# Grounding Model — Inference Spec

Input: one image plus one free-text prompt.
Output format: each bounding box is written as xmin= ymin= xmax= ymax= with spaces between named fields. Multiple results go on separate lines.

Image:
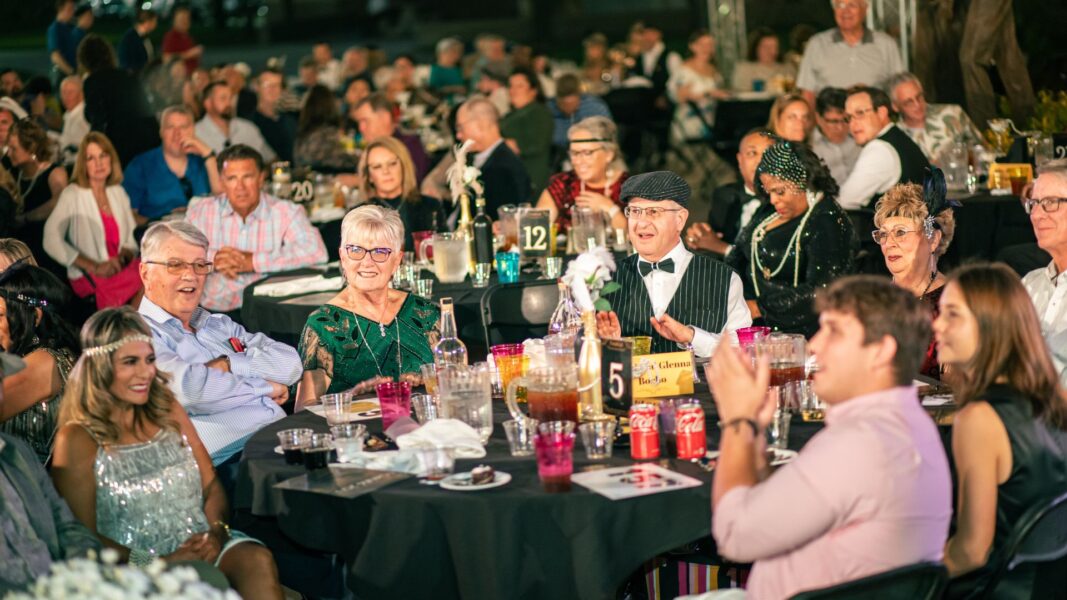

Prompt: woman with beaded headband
xmin=725 ymin=140 xmax=857 ymax=337
xmin=0 ymin=262 xmax=79 ymax=463
xmin=873 ymin=168 xmax=958 ymax=378
xmin=50 ymin=307 xmax=284 ymax=598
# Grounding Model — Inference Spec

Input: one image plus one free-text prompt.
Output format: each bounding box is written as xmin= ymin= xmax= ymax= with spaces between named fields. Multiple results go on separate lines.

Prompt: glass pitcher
xmin=424 ymin=232 xmax=471 ymax=283
xmin=437 ymin=364 xmax=493 ymax=444
xmin=571 ymin=207 xmax=606 ymax=252
xmin=497 ymin=205 xmax=527 ymax=252
xmin=506 ymin=365 xmax=579 ymax=424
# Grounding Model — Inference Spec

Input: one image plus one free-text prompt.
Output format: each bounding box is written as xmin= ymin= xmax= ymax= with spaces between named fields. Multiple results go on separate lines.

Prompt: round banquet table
xmin=235 ymin=387 xmax=830 ymax=600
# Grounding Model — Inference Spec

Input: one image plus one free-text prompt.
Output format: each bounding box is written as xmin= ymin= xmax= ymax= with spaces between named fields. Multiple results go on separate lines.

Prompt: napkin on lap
xmin=395 ymin=419 xmax=486 ymax=458
xmin=253 ymin=275 xmax=343 ymax=297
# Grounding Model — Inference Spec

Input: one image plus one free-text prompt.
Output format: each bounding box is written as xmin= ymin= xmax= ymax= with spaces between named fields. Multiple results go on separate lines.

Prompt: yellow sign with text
xmin=632 ymin=351 xmax=694 ymax=398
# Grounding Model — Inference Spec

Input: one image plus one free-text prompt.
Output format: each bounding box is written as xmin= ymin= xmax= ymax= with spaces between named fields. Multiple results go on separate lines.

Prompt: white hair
xmin=341 ymin=204 xmax=405 ymax=252
xmin=140 ymin=221 xmax=209 ymax=260
xmin=436 ymin=37 xmax=463 ymax=57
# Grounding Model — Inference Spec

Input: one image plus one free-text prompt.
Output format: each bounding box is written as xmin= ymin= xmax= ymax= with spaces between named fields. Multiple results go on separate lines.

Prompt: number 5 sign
xmin=518 ymin=209 xmax=551 ymax=260
xmin=601 ymin=338 xmax=633 ymax=416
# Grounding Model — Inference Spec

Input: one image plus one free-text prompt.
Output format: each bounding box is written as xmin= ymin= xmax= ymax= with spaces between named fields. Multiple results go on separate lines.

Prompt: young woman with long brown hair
xmin=934 ymin=262 xmax=1067 ymax=595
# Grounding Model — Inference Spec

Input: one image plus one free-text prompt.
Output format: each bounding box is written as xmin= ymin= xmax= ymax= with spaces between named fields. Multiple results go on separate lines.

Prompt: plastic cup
xmin=579 ymin=419 xmax=616 ymax=460
xmin=416 ymin=447 xmax=456 ymax=480
xmin=473 ymin=262 xmax=492 ymax=288
xmin=496 ymin=252 xmax=520 ymax=284
xmin=415 ymin=278 xmax=434 ymax=299
xmin=277 ymin=428 xmax=313 ymax=465
xmin=320 ymin=392 xmax=352 ymax=425
xmin=534 ymin=421 xmax=576 ymax=492
xmin=376 ymin=381 xmax=412 ymax=431
xmin=420 ymin=363 xmax=439 ymax=396
xmin=503 ymin=417 xmax=538 ymax=457
xmin=543 ymin=256 xmax=563 ymax=279
xmin=303 ymin=433 xmax=334 ymax=470
xmin=411 ymin=393 xmax=439 ymax=424
xmin=330 ymin=423 xmax=366 ymax=463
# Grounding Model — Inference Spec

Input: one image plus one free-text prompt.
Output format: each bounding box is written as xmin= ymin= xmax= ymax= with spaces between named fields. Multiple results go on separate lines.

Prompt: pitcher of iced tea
xmin=506 ymin=365 xmax=579 ymax=424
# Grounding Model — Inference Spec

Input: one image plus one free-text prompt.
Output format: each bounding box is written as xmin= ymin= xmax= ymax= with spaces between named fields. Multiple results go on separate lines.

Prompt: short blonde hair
xmin=341 ymin=204 xmax=405 ymax=252
xmin=0 ymin=238 xmax=35 ymax=270
xmin=874 ymin=183 xmax=956 ymax=258
xmin=358 ymin=137 xmax=419 ymax=203
xmin=72 ymin=132 xmax=123 ymax=188
xmin=568 ymin=116 xmax=627 ymax=173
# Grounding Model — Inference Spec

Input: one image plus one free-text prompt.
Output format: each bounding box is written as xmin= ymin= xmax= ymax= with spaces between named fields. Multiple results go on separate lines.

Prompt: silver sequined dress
xmin=93 ymin=428 xmax=210 ymax=558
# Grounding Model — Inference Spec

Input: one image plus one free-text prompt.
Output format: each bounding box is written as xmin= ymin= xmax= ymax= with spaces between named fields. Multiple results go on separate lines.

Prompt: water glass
xmin=403 ymin=251 xmax=415 ymax=265
xmin=757 ymin=333 xmax=806 ymax=386
xmin=543 ymin=256 xmax=563 ymax=279
xmin=320 ymin=392 xmax=352 ymax=425
xmin=415 ymin=447 xmax=456 ymax=480
xmin=437 ymin=365 xmax=493 ymax=444
xmin=330 ymin=423 xmax=366 ymax=463
xmin=277 ymin=428 xmax=313 ymax=465
xmin=496 ymin=252 xmax=520 ymax=284
xmin=420 ymin=363 xmax=439 ymax=396
xmin=534 ymin=421 xmax=576 ymax=493
xmin=503 ymin=417 xmax=538 ymax=456
xmin=398 ymin=264 xmax=416 ymax=289
xmin=411 ymin=393 xmax=440 ymax=424
xmin=473 ymin=262 xmax=492 ymax=288
xmin=376 ymin=381 xmax=412 ymax=431
xmin=768 ymin=408 xmax=792 ymax=451
xmin=579 ymin=419 xmax=616 ymax=459
xmin=303 ymin=433 xmax=334 ymax=470
xmin=415 ymin=278 xmax=434 ymax=299
xmin=543 ymin=332 xmax=577 ymax=368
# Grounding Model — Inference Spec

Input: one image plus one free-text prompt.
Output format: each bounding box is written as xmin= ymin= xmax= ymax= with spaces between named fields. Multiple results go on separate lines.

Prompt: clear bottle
xmin=548 ymin=281 xmax=583 ymax=335
xmin=433 ymin=298 xmax=468 ymax=368
xmin=577 ymin=310 xmax=603 ymax=421
xmin=472 ymin=197 xmax=495 ymax=265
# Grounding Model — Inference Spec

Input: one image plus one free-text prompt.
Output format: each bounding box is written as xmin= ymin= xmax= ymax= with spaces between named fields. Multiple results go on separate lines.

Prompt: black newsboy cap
xmin=619 ymin=171 xmax=690 ymax=207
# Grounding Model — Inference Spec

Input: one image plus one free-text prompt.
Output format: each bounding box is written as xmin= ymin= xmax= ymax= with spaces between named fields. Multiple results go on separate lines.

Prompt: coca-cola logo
xmin=630 ymin=412 xmax=658 ymax=431
xmin=676 ymin=411 xmax=704 ymax=434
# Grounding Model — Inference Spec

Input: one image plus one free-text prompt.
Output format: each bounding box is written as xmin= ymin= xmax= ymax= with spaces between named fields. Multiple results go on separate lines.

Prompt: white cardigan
xmin=43 ymin=184 xmax=138 ymax=280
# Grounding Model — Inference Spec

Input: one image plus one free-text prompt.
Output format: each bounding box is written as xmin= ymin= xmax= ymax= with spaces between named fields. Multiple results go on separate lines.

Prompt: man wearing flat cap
xmin=597 ymin=171 xmax=751 ymax=357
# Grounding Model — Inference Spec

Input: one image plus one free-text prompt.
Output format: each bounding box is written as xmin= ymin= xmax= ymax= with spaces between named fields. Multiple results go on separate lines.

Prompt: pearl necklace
xmin=750 ymin=205 xmax=816 ymax=297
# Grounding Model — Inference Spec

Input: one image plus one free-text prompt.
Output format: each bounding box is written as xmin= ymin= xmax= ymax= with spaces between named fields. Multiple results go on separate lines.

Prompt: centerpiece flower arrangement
xmin=5 ymin=550 xmax=239 ymax=600
xmin=562 ymin=245 xmax=618 ymax=312
xmin=444 ymin=139 xmax=484 ymax=202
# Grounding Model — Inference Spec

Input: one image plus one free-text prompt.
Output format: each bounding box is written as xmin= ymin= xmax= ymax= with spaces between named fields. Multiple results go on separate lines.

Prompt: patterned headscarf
xmin=754 ymin=141 xmax=807 ymax=198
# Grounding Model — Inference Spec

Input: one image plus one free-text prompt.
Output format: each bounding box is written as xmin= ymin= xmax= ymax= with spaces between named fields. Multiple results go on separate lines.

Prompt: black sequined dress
xmin=726 ymin=197 xmax=857 ymax=338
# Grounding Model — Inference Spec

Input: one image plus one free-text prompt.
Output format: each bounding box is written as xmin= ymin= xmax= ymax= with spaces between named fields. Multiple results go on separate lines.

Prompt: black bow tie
xmin=638 ymin=258 xmax=675 ymax=277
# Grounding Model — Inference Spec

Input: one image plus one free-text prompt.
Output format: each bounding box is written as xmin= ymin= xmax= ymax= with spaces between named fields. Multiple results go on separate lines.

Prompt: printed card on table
xmin=572 ymin=463 xmax=703 ymax=500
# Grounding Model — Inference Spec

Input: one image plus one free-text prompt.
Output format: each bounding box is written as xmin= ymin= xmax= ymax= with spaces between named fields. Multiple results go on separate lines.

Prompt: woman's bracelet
xmin=718 ymin=417 xmax=760 ymax=438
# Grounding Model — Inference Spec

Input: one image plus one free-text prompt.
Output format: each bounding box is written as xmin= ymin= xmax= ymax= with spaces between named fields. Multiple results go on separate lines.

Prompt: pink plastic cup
xmin=376 ymin=381 xmax=412 ymax=431
xmin=534 ymin=421 xmax=576 ymax=493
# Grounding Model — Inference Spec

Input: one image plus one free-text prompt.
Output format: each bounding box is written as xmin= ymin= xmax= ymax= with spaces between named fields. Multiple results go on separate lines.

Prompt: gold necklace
xmin=750 ymin=206 xmax=815 ymax=296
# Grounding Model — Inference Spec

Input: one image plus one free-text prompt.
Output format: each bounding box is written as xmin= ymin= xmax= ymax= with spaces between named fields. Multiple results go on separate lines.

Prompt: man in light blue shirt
xmin=136 ymin=220 xmax=299 ymax=491
xmin=548 ymin=73 xmax=613 ymax=150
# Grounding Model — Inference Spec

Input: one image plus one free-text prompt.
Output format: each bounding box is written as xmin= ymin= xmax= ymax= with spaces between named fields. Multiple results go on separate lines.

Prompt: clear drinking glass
xmin=757 ymin=333 xmax=807 ymax=386
xmin=303 ymin=433 xmax=334 ymax=470
xmin=437 ymin=365 xmax=493 ymax=444
xmin=420 ymin=363 xmax=439 ymax=396
xmin=579 ymin=419 xmax=616 ymax=459
xmin=415 ymin=278 xmax=434 ymax=299
xmin=543 ymin=256 xmax=563 ymax=279
xmin=411 ymin=393 xmax=440 ymax=424
xmin=473 ymin=262 xmax=492 ymax=288
xmin=320 ymin=392 xmax=352 ymax=425
xmin=277 ymin=428 xmax=313 ymax=465
xmin=543 ymin=332 xmax=577 ymax=368
xmin=415 ymin=447 xmax=456 ymax=480
xmin=330 ymin=423 xmax=366 ymax=463
xmin=504 ymin=417 xmax=538 ymax=456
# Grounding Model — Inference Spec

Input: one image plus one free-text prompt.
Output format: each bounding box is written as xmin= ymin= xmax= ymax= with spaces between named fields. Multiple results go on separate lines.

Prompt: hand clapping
xmin=706 ymin=339 xmax=775 ymax=428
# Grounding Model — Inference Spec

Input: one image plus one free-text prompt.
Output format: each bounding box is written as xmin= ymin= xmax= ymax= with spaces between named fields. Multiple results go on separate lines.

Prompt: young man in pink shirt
xmin=704 ymin=275 xmax=952 ymax=600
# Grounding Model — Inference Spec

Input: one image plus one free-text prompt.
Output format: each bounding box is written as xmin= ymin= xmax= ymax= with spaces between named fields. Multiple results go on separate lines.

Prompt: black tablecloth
xmin=940 ymin=191 xmax=1034 ymax=270
xmin=236 ymin=389 xmax=825 ymax=600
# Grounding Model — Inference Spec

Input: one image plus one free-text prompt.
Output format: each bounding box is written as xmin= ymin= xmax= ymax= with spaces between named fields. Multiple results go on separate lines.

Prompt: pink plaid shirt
xmin=185 ymin=193 xmax=327 ymax=312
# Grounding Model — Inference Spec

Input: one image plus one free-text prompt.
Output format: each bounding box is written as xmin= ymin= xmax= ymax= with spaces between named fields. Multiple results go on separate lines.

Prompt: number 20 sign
xmin=518 ymin=209 xmax=551 ymax=260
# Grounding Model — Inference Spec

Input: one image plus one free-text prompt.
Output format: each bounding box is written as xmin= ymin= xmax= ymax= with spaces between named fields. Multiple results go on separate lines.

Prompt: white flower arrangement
xmin=444 ymin=139 xmax=484 ymax=202
xmin=562 ymin=246 xmax=619 ymax=313
xmin=5 ymin=549 xmax=240 ymax=600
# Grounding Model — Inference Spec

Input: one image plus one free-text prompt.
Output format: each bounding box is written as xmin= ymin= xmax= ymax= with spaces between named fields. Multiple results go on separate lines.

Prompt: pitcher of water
xmin=498 ymin=205 xmax=527 ymax=251
xmin=571 ymin=207 xmax=606 ymax=251
xmin=944 ymin=142 xmax=969 ymax=190
xmin=437 ymin=364 xmax=493 ymax=444
xmin=424 ymin=232 xmax=470 ymax=283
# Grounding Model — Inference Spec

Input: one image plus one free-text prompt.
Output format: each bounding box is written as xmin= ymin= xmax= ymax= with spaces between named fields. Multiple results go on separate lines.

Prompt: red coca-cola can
xmin=629 ymin=403 xmax=660 ymax=459
xmin=675 ymin=402 xmax=707 ymax=460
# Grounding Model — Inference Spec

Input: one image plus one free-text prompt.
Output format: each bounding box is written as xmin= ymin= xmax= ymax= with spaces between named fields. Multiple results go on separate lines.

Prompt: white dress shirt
xmin=58 ymin=102 xmax=89 ymax=165
xmin=838 ymin=123 xmax=901 ymax=210
xmin=194 ymin=115 xmax=277 ymax=162
xmin=1023 ymin=261 xmax=1067 ymax=386
xmin=638 ymin=241 xmax=751 ymax=358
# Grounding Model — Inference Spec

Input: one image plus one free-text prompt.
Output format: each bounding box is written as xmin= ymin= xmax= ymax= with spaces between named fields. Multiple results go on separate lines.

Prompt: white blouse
xmin=43 ymin=184 xmax=138 ymax=279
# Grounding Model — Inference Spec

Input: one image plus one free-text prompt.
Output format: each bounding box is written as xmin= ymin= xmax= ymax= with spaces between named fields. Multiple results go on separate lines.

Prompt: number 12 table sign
xmin=571 ymin=463 xmax=703 ymax=500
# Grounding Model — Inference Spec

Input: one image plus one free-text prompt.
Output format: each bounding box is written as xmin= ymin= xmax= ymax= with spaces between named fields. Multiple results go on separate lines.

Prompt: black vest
xmin=609 ymin=252 xmax=733 ymax=354
xmin=879 ymin=125 xmax=930 ymax=186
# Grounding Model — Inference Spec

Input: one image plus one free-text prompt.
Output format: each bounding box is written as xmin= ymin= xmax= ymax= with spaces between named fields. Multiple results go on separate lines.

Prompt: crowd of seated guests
xmin=0 ymin=2 xmax=1063 ymax=598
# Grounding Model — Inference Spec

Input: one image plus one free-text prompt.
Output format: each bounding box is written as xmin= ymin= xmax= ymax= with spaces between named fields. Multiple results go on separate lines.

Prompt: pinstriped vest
xmin=609 ymin=252 xmax=732 ymax=354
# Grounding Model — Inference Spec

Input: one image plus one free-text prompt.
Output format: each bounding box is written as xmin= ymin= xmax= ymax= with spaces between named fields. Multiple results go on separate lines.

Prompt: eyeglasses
xmin=623 ymin=206 xmax=684 ymax=219
xmin=1024 ymin=197 xmax=1067 ymax=215
xmin=820 ymin=116 xmax=847 ymax=126
xmin=144 ymin=259 xmax=214 ymax=274
xmin=832 ymin=0 xmax=864 ymax=10
xmin=871 ymin=227 xmax=920 ymax=245
xmin=898 ymin=93 xmax=925 ymax=109
xmin=344 ymin=245 xmax=394 ymax=262
xmin=843 ymin=107 xmax=875 ymax=123
xmin=567 ymin=148 xmax=603 ymax=160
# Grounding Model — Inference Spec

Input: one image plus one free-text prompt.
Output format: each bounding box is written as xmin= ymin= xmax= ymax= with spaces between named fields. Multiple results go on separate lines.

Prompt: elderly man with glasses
xmin=136 ymin=219 xmax=301 ymax=495
xmin=184 ymin=144 xmax=327 ymax=316
xmin=1022 ymin=159 xmax=1067 ymax=386
xmin=796 ymin=0 xmax=904 ymax=105
xmin=888 ymin=72 xmax=984 ymax=169
xmin=596 ymin=171 xmax=750 ymax=358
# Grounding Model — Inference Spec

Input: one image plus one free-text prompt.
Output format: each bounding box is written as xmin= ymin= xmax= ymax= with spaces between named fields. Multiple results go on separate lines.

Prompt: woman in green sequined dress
xmin=297 ymin=205 xmax=439 ymax=403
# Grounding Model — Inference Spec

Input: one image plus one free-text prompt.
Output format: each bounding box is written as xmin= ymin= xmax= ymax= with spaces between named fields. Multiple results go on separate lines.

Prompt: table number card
xmin=632 ymin=351 xmax=695 ymax=398
xmin=602 ymin=338 xmax=634 ymax=416
xmin=572 ymin=463 xmax=703 ymax=500
xmin=518 ymin=209 xmax=551 ymax=260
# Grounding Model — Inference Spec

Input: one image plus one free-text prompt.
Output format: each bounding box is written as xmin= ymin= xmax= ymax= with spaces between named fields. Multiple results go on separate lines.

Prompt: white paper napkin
xmin=253 ymin=274 xmax=343 ymax=297
xmin=394 ymin=419 xmax=487 ymax=458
